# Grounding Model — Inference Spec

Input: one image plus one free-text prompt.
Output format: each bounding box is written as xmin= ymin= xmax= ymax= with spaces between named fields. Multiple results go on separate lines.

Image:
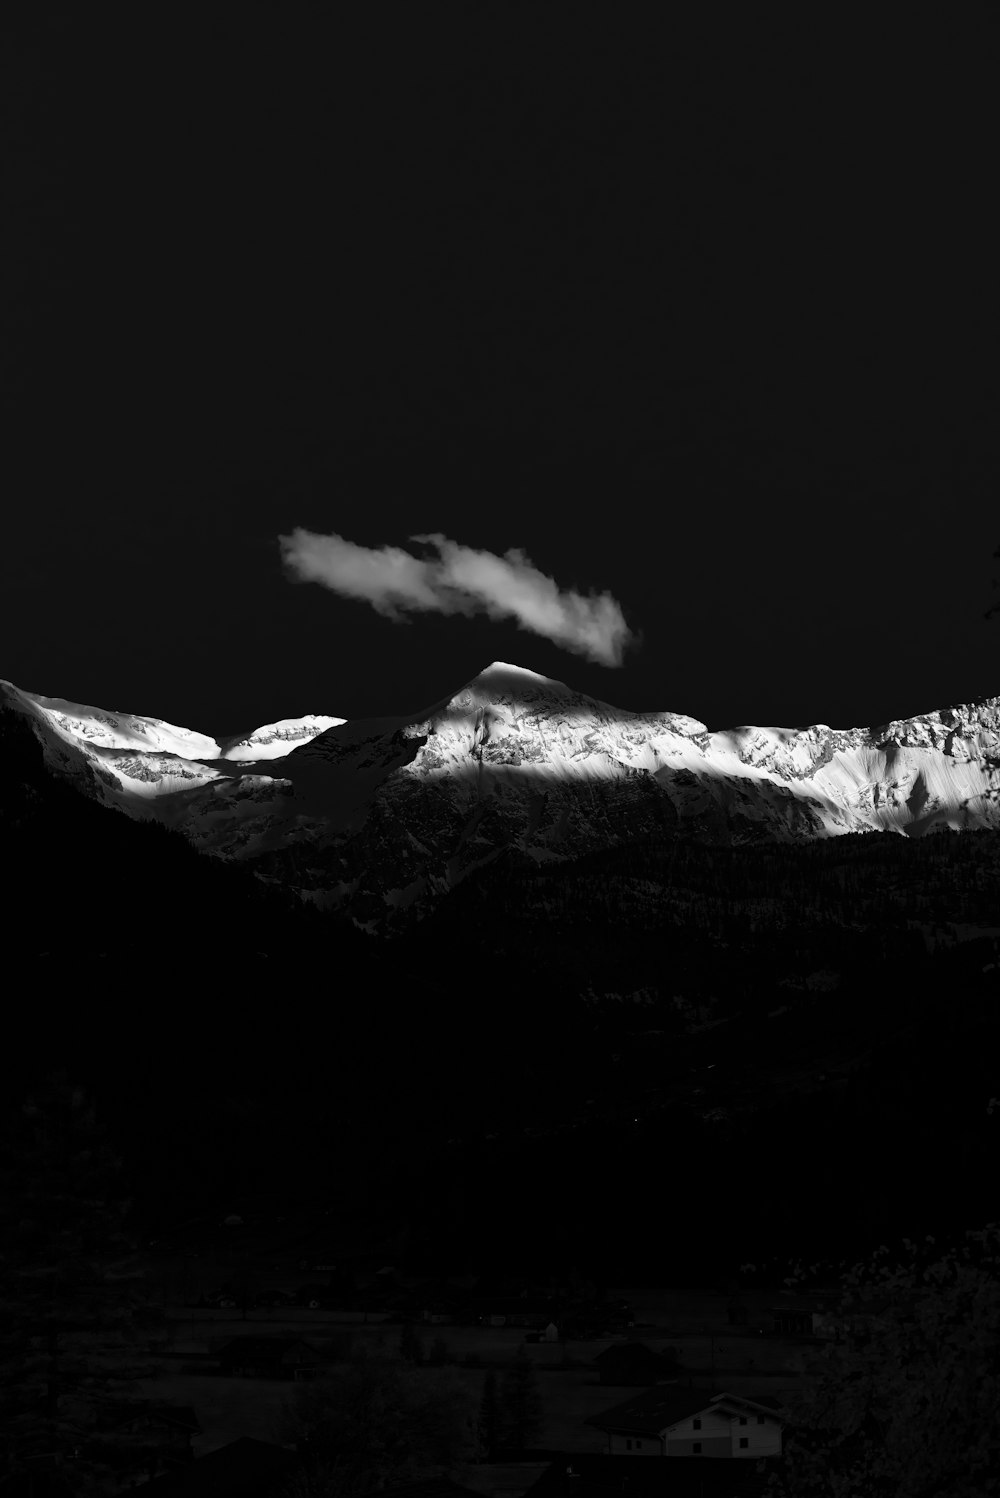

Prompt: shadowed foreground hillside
xmin=4 ymin=697 xmax=999 ymax=1280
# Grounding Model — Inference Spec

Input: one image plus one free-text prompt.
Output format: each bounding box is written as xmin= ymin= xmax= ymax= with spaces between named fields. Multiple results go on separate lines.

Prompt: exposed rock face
xmin=3 ymin=661 xmax=999 ymax=934
xmin=217 ymin=715 xmax=345 ymax=762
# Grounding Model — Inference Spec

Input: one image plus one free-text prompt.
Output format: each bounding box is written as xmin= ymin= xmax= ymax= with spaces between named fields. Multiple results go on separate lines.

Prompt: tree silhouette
xmin=499 ymin=1353 xmax=543 ymax=1452
xmin=398 ymin=1321 xmax=425 ymax=1366
xmin=477 ymin=1371 xmax=502 ymax=1460
xmin=0 ymin=1069 xmax=174 ymax=1494
xmin=767 ymin=1225 xmax=1000 ymax=1498
xmin=272 ymin=1454 xmax=375 ymax=1498
xmin=272 ymin=1347 xmax=480 ymax=1486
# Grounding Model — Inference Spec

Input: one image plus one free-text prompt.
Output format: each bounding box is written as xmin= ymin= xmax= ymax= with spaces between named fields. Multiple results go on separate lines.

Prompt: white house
xmin=585 ymin=1388 xmax=785 ymax=1457
xmin=525 ymin=1321 xmax=560 ymax=1343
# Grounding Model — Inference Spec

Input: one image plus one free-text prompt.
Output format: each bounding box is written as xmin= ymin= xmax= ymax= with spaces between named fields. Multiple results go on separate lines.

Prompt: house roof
xmin=593 ymin=1342 xmax=664 ymax=1364
xmin=710 ymin=1391 xmax=786 ymax=1416
xmin=103 ymin=1401 xmax=203 ymax=1434
xmin=585 ymin=1387 xmax=787 ymax=1435
xmin=150 ymin=1404 xmax=202 ymax=1433
xmin=216 ymin=1337 xmax=320 ymax=1361
xmin=584 ymin=1387 xmax=719 ymax=1433
xmin=382 ymin=1480 xmax=489 ymax=1498
xmin=527 ymin=1453 xmax=777 ymax=1497
xmin=709 ymin=1390 xmax=790 ymax=1414
xmin=474 ymin=1298 xmax=557 ymax=1316
xmin=136 ymin=1437 xmax=301 ymax=1496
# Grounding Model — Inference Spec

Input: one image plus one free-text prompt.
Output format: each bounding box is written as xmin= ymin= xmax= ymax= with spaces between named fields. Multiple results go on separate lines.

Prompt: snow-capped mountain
xmin=217 ymin=715 xmax=345 ymax=761
xmin=0 ymin=681 xmax=340 ymax=819
xmin=3 ymin=662 xmax=999 ymax=934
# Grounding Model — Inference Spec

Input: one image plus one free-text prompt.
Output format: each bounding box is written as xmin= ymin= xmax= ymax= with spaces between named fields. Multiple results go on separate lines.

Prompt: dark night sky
xmin=3 ymin=11 xmax=998 ymax=741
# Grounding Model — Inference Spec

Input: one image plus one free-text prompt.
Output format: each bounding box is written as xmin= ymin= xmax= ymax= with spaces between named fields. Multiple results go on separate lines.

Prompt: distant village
xmin=105 ymin=1216 xmax=904 ymax=1498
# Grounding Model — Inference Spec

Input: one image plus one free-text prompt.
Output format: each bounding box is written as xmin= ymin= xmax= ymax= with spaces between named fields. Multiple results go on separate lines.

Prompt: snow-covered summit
xmin=1 ymin=681 xmax=223 ymax=760
xmin=0 ymin=679 xmax=344 ymax=822
xmin=219 ymin=714 xmax=346 ymax=762
xmin=278 ymin=663 xmax=1000 ymax=851
xmin=3 ymin=663 xmax=998 ymax=935
xmin=450 ymin=660 xmax=585 ymax=703
xmin=436 ymin=660 xmax=706 ymax=731
xmin=281 ymin=659 xmax=709 ymax=799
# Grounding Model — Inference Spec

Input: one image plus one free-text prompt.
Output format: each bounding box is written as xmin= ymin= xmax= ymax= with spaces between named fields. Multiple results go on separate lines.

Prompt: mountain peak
xmin=473 ymin=660 xmax=561 ymax=683
xmin=456 ymin=660 xmax=575 ymax=701
xmin=5 ymin=666 xmax=1000 ymax=941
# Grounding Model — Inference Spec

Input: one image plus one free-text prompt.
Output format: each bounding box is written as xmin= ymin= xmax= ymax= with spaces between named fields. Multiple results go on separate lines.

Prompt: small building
xmin=811 ymin=1293 xmax=894 ymax=1346
xmin=593 ymin=1342 xmax=677 ymax=1386
xmin=766 ymin=1294 xmax=822 ymax=1337
xmin=107 ymin=1401 xmax=201 ymax=1440
xmin=508 ymin=1306 xmax=558 ymax=1329
xmin=349 ymin=1258 xmax=399 ymax=1290
xmin=768 ymin=1306 xmax=811 ymax=1336
xmin=476 ymin=1297 xmax=559 ymax=1328
xmin=585 ymin=1388 xmax=785 ymax=1458
xmin=79 ymin=1403 xmax=203 ymax=1483
xmin=216 ymin=1337 xmax=323 ymax=1380
xmin=381 ymin=1480 xmax=490 ymax=1498
xmin=420 ymin=1286 xmax=466 ymax=1324
xmin=525 ymin=1322 xmax=561 ymax=1344
xmin=134 ymin=1403 xmax=201 ymax=1463
xmin=768 ymin=1283 xmax=853 ymax=1334
xmin=767 ymin=1287 xmax=890 ymax=1342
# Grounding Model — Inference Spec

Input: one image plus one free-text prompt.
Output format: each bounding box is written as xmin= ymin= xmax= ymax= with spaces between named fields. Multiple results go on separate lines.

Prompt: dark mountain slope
xmin=3 ymin=695 xmax=998 ymax=1279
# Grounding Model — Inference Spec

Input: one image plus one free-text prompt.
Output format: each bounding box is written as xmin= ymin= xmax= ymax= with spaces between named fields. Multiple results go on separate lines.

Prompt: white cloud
xmin=278 ymin=528 xmax=636 ymax=666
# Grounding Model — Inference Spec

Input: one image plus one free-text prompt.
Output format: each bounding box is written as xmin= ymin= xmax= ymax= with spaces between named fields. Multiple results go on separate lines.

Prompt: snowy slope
xmin=274 ymin=660 xmax=1000 ymax=843
xmin=3 ymin=662 xmax=998 ymax=932
xmin=179 ymin=660 xmax=999 ymax=933
xmin=3 ymin=684 xmax=223 ymax=759
xmin=0 ymin=680 xmax=343 ymax=823
xmin=218 ymin=715 xmax=345 ymax=761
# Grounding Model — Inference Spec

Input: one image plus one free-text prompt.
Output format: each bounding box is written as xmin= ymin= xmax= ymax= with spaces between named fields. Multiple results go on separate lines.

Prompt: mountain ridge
xmin=4 ymin=666 xmax=998 ymax=1289
xmin=2 ymin=662 xmax=998 ymax=935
